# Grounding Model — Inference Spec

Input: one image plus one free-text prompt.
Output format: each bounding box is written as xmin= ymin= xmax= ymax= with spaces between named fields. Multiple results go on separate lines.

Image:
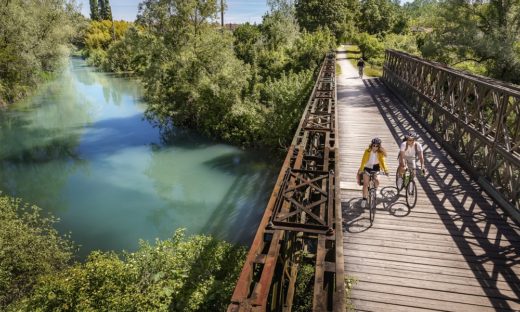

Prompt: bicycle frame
xmin=365 ymin=171 xmax=379 ymax=224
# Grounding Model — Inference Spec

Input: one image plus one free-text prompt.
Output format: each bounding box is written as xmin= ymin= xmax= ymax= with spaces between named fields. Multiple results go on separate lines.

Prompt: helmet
xmin=371 ymin=137 xmax=381 ymax=145
xmin=406 ymin=132 xmax=417 ymax=140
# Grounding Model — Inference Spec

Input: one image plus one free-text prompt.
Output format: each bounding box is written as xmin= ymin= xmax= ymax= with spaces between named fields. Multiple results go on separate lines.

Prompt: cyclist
xmin=357 ymin=137 xmax=389 ymax=208
xmin=397 ymin=131 xmax=425 ymax=189
xmin=357 ymin=57 xmax=365 ymax=78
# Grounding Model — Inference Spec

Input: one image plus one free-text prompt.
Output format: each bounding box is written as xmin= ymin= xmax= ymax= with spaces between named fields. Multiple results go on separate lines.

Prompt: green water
xmin=0 ymin=58 xmax=279 ymax=258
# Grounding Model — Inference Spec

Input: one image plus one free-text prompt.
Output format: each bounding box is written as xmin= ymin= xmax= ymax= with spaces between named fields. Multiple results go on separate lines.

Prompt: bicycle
xmin=364 ymin=170 xmax=379 ymax=224
xmin=395 ymin=167 xmax=421 ymax=208
xmin=358 ymin=66 xmax=364 ymax=79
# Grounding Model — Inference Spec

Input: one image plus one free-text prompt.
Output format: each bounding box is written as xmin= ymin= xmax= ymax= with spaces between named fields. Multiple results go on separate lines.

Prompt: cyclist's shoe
xmin=360 ymin=199 xmax=367 ymax=208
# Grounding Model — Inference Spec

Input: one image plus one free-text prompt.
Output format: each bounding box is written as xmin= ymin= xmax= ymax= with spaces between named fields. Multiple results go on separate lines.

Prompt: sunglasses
xmin=407 ymin=138 xmax=415 ymax=141
xmin=372 ymin=144 xmax=380 ymax=147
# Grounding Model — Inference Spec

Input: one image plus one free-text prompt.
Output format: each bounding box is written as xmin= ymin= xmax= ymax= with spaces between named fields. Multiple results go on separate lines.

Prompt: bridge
xmin=228 ymin=49 xmax=520 ymax=311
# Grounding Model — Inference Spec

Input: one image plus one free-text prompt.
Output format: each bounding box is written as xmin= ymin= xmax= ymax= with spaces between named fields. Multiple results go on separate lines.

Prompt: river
xmin=0 ymin=57 xmax=279 ymax=259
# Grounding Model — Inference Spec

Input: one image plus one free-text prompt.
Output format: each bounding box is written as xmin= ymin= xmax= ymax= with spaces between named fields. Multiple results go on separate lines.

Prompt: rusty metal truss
xmin=383 ymin=49 xmax=520 ymax=220
xmin=268 ymin=168 xmax=334 ymax=235
xmin=228 ymin=53 xmax=345 ymax=312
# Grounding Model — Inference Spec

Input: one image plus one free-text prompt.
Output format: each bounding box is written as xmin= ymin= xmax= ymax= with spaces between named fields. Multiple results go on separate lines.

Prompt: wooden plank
xmin=344 ymin=256 xmax=517 ymax=283
xmin=343 ymin=228 xmax=518 ymax=248
xmin=344 ymin=249 xmax=519 ymax=275
xmin=351 ymin=271 xmax=518 ymax=300
xmin=344 ymin=243 xmax=520 ymax=267
xmin=350 ymin=290 xmax=513 ymax=312
xmin=345 ymin=262 xmax=515 ymax=291
xmin=343 ymin=238 xmax=517 ymax=261
xmin=352 ymin=282 xmax=520 ymax=310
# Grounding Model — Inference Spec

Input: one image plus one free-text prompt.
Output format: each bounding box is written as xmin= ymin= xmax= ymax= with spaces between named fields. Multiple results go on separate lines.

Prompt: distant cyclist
xmin=357 ymin=137 xmax=388 ymax=208
xmin=397 ymin=132 xmax=425 ymax=188
xmin=357 ymin=57 xmax=365 ymax=78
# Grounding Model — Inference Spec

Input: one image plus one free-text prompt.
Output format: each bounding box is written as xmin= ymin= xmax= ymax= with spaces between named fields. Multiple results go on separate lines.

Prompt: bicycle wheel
xmin=406 ymin=179 xmax=418 ymax=208
xmin=369 ymin=189 xmax=376 ymax=224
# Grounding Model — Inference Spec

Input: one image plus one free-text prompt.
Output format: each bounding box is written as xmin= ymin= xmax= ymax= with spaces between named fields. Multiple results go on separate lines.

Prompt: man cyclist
xmin=357 ymin=57 xmax=365 ymax=78
xmin=397 ymin=132 xmax=425 ymax=189
xmin=357 ymin=137 xmax=388 ymax=208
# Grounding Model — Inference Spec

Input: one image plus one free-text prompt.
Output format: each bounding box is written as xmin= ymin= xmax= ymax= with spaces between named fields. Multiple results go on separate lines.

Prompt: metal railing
xmin=227 ymin=52 xmax=345 ymax=311
xmin=383 ymin=49 xmax=520 ymax=221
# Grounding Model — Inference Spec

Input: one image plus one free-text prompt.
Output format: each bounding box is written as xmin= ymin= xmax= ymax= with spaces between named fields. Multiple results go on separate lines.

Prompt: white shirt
xmin=366 ymin=151 xmax=379 ymax=168
xmin=400 ymin=141 xmax=423 ymax=158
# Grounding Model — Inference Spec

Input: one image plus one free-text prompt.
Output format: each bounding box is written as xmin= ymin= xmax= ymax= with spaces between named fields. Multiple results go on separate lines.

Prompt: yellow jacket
xmin=358 ymin=148 xmax=388 ymax=174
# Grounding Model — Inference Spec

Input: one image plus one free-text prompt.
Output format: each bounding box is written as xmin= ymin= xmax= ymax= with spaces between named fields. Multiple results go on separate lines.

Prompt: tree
xmin=233 ymin=23 xmax=262 ymax=64
xmin=295 ymin=0 xmax=358 ymax=41
xmin=359 ymin=0 xmax=399 ymax=36
xmin=353 ymin=32 xmax=385 ymax=63
xmin=90 ymin=0 xmax=100 ymax=20
xmin=100 ymin=0 xmax=113 ymax=20
xmin=0 ymin=0 xmax=78 ymax=105
xmin=137 ymin=0 xmax=219 ymax=48
xmin=420 ymin=0 xmax=520 ymax=83
xmin=261 ymin=10 xmax=300 ymax=51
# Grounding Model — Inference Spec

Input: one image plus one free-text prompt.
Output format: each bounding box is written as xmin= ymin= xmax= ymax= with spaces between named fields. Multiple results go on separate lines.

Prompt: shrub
xmin=0 ymin=194 xmax=74 ymax=309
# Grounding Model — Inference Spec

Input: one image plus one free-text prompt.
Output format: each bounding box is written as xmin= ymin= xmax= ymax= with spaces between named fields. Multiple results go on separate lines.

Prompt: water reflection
xmin=0 ymin=58 xmax=279 ymax=259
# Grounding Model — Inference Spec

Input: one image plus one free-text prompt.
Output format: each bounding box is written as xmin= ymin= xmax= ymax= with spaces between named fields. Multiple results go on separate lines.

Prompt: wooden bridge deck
xmin=336 ymin=51 xmax=520 ymax=311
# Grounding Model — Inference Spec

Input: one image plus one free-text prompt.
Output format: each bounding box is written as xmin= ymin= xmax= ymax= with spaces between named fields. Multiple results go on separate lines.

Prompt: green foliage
xmin=419 ymin=0 xmax=520 ymax=83
xmin=292 ymin=263 xmax=314 ymax=312
xmin=0 ymin=191 xmax=247 ymax=311
xmin=144 ymin=29 xmax=253 ymax=143
xmin=0 ymin=0 xmax=79 ymax=104
xmin=345 ymin=276 xmax=358 ymax=311
xmin=103 ymin=26 xmax=156 ymax=73
xmin=260 ymin=69 xmax=314 ymax=147
xmin=19 ymin=230 xmax=246 ymax=312
xmin=0 ymin=194 xmax=74 ymax=309
xmin=69 ymin=14 xmax=90 ymax=51
xmin=83 ymin=20 xmax=131 ymax=52
xmin=288 ymin=28 xmax=336 ymax=72
xmin=261 ymin=10 xmax=300 ymax=51
xmin=137 ymin=0 xmax=219 ymax=47
xmin=100 ymin=0 xmax=113 ymax=21
xmin=384 ymin=33 xmax=420 ymax=55
xmin=233 ymin=23 xmax=262 ymax=64
xmin=90 ymin=0 xmax=100 ymax=20
xmin=295 ymin=0 xmax=358 ymax=41
xmin=353 ymin=32 xmax=385 ymax=64
xmin=82 ymin=20 xmax=132 ymax=68
xmin=90 ymin=0 xmax=113 ymax=21
xmin=359 ymin=0 xmax=402 ymax=36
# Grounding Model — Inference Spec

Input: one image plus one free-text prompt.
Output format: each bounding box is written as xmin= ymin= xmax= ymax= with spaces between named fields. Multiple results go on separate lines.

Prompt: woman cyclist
xmin=357 ymin=137 xmax=389 ymax=208
xmin=397 ymin=132 xmax=425 ymax=189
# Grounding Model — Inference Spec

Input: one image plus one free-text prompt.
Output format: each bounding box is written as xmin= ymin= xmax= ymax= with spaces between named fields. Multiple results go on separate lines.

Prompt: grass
xmin=345 ymin=275 xmax=358 ymax=311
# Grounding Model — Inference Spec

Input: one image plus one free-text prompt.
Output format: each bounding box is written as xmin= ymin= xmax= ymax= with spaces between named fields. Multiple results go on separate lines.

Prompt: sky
xmin=77 ymin=0 xmax=269 ymax=24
